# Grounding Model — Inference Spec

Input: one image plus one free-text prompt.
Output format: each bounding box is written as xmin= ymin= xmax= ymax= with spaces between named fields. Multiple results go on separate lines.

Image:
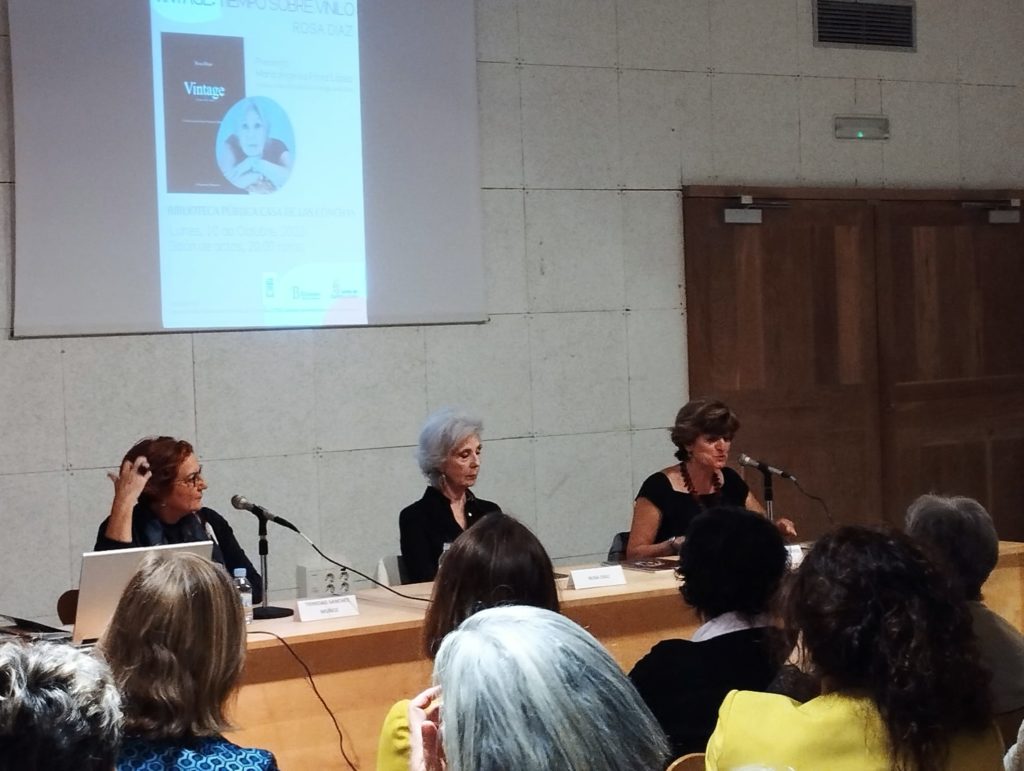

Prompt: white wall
xmin=2 ymin=0 xmax=1023 ymax=623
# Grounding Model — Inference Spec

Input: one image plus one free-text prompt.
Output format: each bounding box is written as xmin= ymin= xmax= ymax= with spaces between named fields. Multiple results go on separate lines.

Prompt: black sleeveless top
xmin=635 ymin=466 xmax=749 ymax=541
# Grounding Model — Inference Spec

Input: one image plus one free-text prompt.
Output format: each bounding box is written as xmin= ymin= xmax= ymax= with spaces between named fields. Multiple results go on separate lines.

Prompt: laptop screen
xmin=73 ymin=541 xmax=214 ymax=643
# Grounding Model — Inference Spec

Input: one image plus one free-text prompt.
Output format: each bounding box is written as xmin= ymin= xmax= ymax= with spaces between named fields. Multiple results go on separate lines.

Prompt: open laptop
xmin=72 ymin=541 xmax=213 ymax=644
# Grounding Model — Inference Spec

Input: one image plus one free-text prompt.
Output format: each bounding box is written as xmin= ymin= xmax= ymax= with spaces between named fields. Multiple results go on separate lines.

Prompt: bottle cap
xmin=233 ymin=568 xmax=246 ymax=578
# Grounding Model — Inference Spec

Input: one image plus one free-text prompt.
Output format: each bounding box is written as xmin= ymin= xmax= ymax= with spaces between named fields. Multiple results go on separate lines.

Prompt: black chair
xmin=56 ymin=589 xmax=79 ymax=625
xmin=607 ymin=531 xmax=630 ymax=562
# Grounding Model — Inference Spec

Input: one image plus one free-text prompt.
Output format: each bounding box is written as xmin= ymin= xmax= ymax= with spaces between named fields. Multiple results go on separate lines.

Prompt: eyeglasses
xmin=175 ymin=468 xmax=204 ymax=488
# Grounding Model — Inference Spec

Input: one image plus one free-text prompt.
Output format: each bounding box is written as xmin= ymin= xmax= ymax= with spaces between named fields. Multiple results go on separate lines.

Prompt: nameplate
xmin=295 ymin=595 xmax=359 ymax=622
xmin=565 ymin=565 xmax=626 ymax=590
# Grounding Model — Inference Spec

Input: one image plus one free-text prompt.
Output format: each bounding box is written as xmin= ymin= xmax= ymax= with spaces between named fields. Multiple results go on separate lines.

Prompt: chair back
xmin=607 ymin=531 xmax=630 ymax=562
xmin=666 ymin=752 xmax=705 ymax=771
xmin=376 ymin=555 xmax=409 ymax=586
xmin=56 ymin=589 xmax=79 ymax=625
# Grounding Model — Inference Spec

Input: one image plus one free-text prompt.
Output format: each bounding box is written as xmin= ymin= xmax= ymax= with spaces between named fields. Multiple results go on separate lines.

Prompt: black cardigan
xmin=398 ymin=486 xmax=500 ymax=583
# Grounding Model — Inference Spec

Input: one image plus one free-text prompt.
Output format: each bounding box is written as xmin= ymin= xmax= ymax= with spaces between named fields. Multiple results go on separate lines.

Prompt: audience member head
xmin=785 ymin=526 xmax=991 ymax=771
xmin=905 ymin=493 xmax=998 ymax=601
xmin=422 ymin=512 xmax=559 ymax=657
xmin=122 ymin=436 xmax=195 ymax=507
xmin=0 ymin=640 xmax=122 ymax=771
xmin=679 ymin=506 xmax=789 ymax=621
xmin=416 ymin=407 xmax=484 ymax=488
xmin=433 ymin=605 xmax=669 ymax=771
xmin=99 ymin=551 xmax=246 ymax=739
xmin=670 ymin=399 xmax=740 ymax=462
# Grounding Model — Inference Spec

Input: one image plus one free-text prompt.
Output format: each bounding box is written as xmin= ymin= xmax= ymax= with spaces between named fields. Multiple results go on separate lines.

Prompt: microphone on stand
xmin=738 ymin=454 xmax=834 ymax=531
xmin=737 ymin=453 xmax=798 ymax=482
xmin=230 ymin=494 xmax=294 ymax=620
xmin=737 ymin=453 xmax=797 ymax=528
xmin=229 ymin=495 xmax=433 ymax=606
xmin=231 ymin=495 xmax=300 ymax=533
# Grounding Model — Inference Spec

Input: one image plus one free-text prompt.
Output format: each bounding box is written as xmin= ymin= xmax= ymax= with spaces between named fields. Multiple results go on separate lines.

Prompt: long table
xmin=226 ymin=543 xmax=1024 ymax=770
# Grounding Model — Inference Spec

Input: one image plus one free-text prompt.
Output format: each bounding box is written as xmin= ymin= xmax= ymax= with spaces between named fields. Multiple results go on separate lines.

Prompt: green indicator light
xmin=856 ymin=130 xmax=864 ymax=138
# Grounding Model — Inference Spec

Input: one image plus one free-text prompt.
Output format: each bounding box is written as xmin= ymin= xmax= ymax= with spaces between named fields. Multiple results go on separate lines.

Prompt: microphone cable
xmin=791 ymin=478 xmax=834 ymax=524
xmin=247 ymin=629 xmax=358 ymax=771
xmin=295 ymin=531 xmax=432 ymax=604
xmin=735 ymin=456 xmax=833 ymax=526
xmin=231 ymin=500 xmax=431 ymax=603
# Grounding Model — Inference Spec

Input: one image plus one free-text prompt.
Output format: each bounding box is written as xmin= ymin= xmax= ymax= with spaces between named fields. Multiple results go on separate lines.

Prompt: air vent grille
xmin=815 ymin=0 xmax=915 ymax=51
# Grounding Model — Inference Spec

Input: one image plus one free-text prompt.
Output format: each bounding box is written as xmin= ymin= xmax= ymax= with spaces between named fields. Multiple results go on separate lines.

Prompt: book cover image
xmin=162 ymin=32 xmax=245 ymax=194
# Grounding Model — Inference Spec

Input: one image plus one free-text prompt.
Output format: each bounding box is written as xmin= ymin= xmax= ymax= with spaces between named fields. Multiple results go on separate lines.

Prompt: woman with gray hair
xmin=399 ymin=407 xmax=501 ymax=583
xmin=407 ymin=605 xmax=670 ymax=771
xmin=0 ymin=640 xmax=122 ymax=771
xmin=905 ymin=493 xmax=1024 ymax=717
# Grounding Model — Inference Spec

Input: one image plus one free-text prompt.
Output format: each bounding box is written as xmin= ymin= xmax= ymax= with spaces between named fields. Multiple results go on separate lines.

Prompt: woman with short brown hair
xmin=95 ymin=435 xmax=262 ymax=602
xmin=627 ymin=399 xmax=795 ymax=559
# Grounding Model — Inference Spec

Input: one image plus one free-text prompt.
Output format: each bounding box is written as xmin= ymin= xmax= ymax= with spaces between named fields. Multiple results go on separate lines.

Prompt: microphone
xmin=230 ymin=495 xmax=300 ymax=533
xmin=737 ymin=453 xmax=797 ymax=482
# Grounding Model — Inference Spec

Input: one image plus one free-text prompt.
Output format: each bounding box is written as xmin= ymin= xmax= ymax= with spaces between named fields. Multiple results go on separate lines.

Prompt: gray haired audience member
xmin=407 ymin=605 xmax=669 ymax=771
xmin=905 ymin=493 xmax=1024 ymax=716
xmin=0 ymin=640 xmax=122 ymax=771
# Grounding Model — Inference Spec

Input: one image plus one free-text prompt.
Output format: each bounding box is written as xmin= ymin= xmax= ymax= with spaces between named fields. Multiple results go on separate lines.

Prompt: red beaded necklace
xmin=679 ymin=461 xmax=722 ymax=509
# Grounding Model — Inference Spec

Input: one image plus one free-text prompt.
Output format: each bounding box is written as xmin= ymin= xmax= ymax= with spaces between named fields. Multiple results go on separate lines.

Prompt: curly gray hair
xmin=0 ymin=640 xmax=122 ymax=771
xmin=416 ymin=407 xmax=484 ymax=487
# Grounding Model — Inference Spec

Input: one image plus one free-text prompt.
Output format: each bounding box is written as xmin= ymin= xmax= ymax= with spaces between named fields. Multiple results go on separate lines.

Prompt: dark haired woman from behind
xmin=705 ymin=526 xmax=1002 ymax=771
xmin=630 ymin=507 xmax=789 ymax=757
xmin=626 ymin=399 xmax=795 ymax=559
xmin=100 ymin=552 xmax=278 ymax=771
xmin=377 ymin=512 xmax=559 ymax=771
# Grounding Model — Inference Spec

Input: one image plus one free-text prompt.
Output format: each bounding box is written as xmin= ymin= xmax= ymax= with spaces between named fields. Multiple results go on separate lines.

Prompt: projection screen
xmin=10 ymin=0 xmax=485 ymax=336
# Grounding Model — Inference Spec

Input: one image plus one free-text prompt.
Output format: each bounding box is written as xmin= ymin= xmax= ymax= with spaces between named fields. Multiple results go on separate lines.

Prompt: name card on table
xmin=295 ymin=594 xmax=360 ymax=622
xmin=565 ymin=565 xmax=626 ymax=590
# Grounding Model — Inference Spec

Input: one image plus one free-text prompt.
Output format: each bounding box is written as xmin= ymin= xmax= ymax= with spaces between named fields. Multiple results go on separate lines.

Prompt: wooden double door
xmin=683 ymin=188 xmax=1024 ymax=539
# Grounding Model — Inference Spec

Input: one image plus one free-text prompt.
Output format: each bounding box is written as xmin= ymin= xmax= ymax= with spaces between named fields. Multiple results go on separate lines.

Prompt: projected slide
xmin=150 ymin=1 xmax=366 ymax=328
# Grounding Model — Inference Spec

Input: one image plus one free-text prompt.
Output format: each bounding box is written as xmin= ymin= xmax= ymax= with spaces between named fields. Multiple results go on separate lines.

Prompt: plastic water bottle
xmin=233 ymin=568 xmax=253 ymax=624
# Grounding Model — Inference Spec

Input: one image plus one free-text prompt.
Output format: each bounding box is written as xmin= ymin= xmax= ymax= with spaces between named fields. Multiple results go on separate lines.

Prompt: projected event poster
xmin=150 ymin=0 xmax=367 ymax=329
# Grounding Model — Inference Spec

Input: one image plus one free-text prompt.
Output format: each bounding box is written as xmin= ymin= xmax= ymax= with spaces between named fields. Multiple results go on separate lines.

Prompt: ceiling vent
xmin=814 ymin=0 xmax=916 ymax=51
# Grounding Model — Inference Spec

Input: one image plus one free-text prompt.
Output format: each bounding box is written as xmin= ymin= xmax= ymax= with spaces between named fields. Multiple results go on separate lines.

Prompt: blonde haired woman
xmin=99 ymin=552 xmax=277 ymax=770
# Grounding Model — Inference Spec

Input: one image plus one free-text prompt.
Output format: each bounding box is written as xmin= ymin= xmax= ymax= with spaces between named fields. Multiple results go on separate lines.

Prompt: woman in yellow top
xmin=376 ymin=513 xmax=559 ymax=771
xmin=706 ymin=527 xmax=1003 ymax=771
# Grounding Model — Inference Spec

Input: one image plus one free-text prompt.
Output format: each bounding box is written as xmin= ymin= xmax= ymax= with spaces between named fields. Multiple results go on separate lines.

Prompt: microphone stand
xmin=253 ymin=513 xmax=293 ymax=620
xmin=758 ymin=467 xmax=775 ymax=524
